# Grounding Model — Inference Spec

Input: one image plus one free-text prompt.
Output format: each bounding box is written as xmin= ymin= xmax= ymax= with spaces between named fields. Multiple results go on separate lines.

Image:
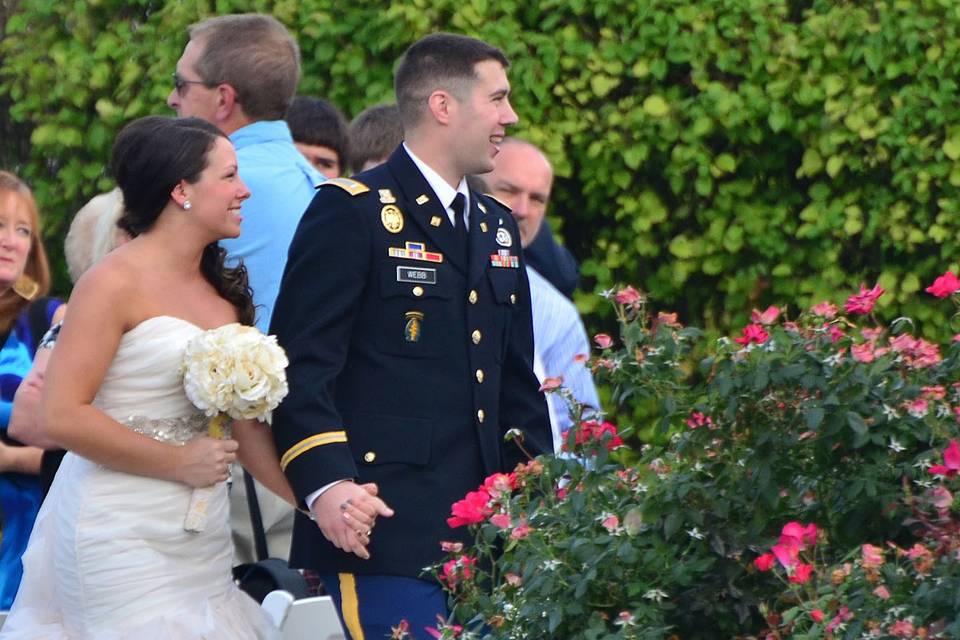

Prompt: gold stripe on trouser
xmin=338 ymin=572 xmax=365 ymax=640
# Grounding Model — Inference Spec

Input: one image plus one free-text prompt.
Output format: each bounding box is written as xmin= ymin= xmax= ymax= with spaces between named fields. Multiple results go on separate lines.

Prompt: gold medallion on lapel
xmin=381 ymin=205 xmax=404 ymax=233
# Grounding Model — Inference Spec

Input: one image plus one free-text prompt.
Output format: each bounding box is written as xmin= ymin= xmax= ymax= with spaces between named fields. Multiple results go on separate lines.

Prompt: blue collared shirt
xmin=224 ymin=121 xmax=324 ymax=332
xmin=526 ymin=265 xmax=601 ymax=444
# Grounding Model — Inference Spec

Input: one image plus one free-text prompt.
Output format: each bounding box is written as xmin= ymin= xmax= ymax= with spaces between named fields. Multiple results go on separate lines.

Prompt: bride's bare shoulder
xmin=68 ymin=247 xmax=140 ymax=308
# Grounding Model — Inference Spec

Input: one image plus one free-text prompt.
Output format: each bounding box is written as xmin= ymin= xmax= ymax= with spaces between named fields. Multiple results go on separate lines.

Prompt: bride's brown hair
xmin=111 ymin=116 xmax=255 ymax=326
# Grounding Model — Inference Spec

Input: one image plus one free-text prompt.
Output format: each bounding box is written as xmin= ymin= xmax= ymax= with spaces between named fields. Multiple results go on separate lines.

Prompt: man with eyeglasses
xmin=168 ymin=13 xmax=323 ymax=569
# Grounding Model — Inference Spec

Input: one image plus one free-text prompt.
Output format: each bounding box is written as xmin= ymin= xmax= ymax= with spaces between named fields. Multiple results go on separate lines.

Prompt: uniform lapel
xmin=385 ymin=147 xmax=467 ymax=274
xmin=468 ymin=191 xmax=499 ymax=286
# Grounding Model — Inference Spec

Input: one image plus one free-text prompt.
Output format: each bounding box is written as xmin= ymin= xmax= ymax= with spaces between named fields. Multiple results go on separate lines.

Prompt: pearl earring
xmin=183 ymin=200 xmax=192 ymax=210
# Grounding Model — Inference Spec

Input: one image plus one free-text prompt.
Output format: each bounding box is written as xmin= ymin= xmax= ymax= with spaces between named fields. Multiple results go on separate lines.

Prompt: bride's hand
xmin=175 ymin=437 xmax=238 ymax=488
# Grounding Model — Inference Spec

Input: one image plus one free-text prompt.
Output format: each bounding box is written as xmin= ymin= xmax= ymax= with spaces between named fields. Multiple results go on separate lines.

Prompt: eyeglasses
xmin=172 ymin=72 xmax=210 ymax=94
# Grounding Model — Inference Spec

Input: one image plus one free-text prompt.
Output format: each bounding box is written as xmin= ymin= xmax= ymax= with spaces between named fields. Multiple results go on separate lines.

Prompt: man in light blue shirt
xmin=168 ymin=14 xmax=323 ymax=563
xmin=478 ymin=138 xmax=600 ymax=446
xmin=167 ymin=14 xmax=324 ymax=333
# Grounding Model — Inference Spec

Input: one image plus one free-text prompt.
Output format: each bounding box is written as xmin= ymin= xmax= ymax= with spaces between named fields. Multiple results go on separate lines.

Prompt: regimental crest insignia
xmin=404 ymin=311 xmax=424 ymax=342
xmin=381 ymin=205 xmax=404 ymax=234
xmin=495 ymin=227 xmax=513 ymax=247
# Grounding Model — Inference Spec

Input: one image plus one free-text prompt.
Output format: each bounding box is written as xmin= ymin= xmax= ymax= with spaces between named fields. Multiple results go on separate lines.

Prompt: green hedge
xmin=3 ymin=0 xmax=960 ymax=337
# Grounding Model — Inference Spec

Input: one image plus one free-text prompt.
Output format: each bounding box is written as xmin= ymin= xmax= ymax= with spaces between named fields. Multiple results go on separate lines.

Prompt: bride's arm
xmin=233 ymin=418 xmax=296 ymax=506
xmin=42 ymin=262 xmax=233 ymax=487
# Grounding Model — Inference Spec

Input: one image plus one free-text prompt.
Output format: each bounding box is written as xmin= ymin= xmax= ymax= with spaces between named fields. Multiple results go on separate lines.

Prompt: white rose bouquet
xmin=181 ymin=323 xmax=289 ymax=532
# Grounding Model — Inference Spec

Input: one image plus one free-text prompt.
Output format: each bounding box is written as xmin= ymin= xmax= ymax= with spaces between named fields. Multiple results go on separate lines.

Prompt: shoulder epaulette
xmin=320 ymin=178 xmax=370 ymax=196
xmin=479 ymin=192 xmax=512 ymax=213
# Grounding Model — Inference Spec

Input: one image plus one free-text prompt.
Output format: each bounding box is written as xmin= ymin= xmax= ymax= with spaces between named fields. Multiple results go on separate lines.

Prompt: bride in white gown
xmin=1 ymin=116 xmax=295 ymax=639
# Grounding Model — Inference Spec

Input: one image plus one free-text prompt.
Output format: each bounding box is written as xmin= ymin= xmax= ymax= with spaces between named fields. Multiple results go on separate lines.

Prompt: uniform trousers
xmin=320 ymin=573 xmax=447 ymax=640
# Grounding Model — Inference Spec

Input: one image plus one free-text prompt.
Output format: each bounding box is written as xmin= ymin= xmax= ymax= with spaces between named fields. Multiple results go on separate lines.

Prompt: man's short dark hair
xmin=286 ymin=96 xmax=350 ymax=167
xmin=189 ymin=14 xmax=300 ymax=121
xmin=348 ymin=104 xmax=403 ymax=174
xmin=394 ymin=33 xmax=509 ymax=130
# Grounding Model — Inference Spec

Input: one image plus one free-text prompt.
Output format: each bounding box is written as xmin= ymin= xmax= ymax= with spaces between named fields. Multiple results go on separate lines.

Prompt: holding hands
xmin=312 ymin=481 xmax=394 ymax=560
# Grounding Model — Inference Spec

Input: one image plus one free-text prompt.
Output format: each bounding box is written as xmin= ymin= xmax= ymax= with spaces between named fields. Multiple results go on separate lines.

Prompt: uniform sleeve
xmin=496 ymin=215 xmax=553 ymax=469
xmin=269 ymin=189 xmax=370 ymax=504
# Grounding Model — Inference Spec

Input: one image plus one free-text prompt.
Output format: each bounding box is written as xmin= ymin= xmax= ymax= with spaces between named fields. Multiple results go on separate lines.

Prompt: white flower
xmin=913 ymin=459 xmax=933 ymax=470
xmin=823 ymin=352 xmax=843 ymax=366
xmin=687 ymin=527 xmax=704 ymax=540
xmin=182 ymin=323 xmax=289 ymax=424
xmin=882 ymin=404 xmax=900 ymax=420
xmin=915 ymin=479 xmax=934 ymax=489
xmin=643 ymin=588 xmax=668 ymax=603
xmin=888 ymin=438 xmax=905 ymax=453
xmin=938 ymin=403 xmax=952 ymax=418
xmin=541 ymin=559 xmax=561 ymax=571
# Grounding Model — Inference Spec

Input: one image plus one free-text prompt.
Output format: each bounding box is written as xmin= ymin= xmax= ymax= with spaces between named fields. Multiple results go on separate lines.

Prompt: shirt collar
xmin=403 ymin=143 xmax=470 ymax=219
xmin=229 ymin=120 xmax=295 ymax=150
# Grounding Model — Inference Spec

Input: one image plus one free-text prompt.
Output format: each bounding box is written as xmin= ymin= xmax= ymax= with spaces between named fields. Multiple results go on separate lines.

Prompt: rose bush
xmin=432 ymin=278 xmax=960 ymax=638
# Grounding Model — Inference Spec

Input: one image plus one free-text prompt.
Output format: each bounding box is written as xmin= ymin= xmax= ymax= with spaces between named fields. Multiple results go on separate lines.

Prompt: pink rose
xmin=810 ymin=609 xmax=825 ymax=623
xmin=861 ymin=543 xmax=885 ymax=568
xmin=931 ymin=486 xmax=953 ymax=509
xmin=771 ymin=542 xmax=799 ymax=569
xmin=601 ymin=515 xmax=619 ymax=532
xmin=753 ymin=553 xmax=776 ymax=572
xmin=789 ymin=562 xmax=814 ymax=584
xmin=851 ymin=342 xmax=875 ymax=363
xmin=929 ymin=440 xmax=960 ymax=477
xmin=873 ymin=585 xmax=891 ymax=600
xmin=926 ymin=271 xmax=960 ymax=298
xmin=489 ymin=513 xmax=511 ymax=529
xmin=447 ymin=490 xmax=492 ymax=528
xmin=750 ymin=305 xmax=780 ymax=325
xmin=811 ymin=302 xmax=838 ymax=319
xmin=510 ymin=520 xmax=532 ymax=539
xmin=844 ymin=283 xmax=884 ymax=315
xmin=734 ymin=323 xmax=769 ymax=346
xmin=594 ymin=333 xmax=613 ymax=349
xmin=779 ymin=522 xmax=818 ymax=549
xmin=614 ymin=286 xmax=642 ymax=307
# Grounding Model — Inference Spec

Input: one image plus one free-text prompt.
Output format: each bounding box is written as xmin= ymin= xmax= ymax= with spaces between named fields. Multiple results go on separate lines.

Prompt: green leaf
xmin=642 ymin=94 xmax=670 ymax=117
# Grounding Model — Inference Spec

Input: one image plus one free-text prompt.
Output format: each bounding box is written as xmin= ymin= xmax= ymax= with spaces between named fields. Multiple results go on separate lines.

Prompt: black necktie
xmin=451 ymin=193 xmax=468 ymax=256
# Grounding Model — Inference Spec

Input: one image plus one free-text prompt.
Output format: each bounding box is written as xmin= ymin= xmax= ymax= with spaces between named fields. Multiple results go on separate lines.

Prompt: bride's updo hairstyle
xmin=111 ymin=116 xmax=255 ymax=325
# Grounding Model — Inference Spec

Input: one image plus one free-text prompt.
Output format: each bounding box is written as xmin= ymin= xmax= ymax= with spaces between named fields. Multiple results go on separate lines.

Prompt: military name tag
xmin=490 ymin=249 xmax=519 ymax=269
xmin=397 ymin=266 xmax=437 ymax=284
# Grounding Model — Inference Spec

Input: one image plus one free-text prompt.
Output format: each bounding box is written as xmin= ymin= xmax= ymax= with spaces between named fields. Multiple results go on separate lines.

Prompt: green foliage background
xmin=2 ymin=0 xmax=960 ymax=337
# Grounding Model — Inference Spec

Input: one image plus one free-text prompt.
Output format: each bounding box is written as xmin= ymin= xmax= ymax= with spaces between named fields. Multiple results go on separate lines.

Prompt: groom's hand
xmin=311 ymin=481 xmax=394 ymax=560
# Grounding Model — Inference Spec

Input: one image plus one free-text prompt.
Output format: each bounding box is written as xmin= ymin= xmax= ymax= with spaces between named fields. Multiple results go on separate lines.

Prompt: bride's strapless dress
xmin=0 ymin=317 xmax=278 ymax=639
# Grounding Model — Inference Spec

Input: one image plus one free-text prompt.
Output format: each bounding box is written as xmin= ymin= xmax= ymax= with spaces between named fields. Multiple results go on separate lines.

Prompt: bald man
xmin=479 ymin=138 xmax=600 ymax=444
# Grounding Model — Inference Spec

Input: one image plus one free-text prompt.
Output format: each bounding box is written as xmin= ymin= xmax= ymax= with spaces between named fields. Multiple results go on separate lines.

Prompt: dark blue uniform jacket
xmin=270 ymin=146 xmax=551 ymax=578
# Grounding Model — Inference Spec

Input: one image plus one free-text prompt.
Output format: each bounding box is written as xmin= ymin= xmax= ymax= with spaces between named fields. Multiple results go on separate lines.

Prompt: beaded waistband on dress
xmin=121 ymin=413 xmax=225 ymax=445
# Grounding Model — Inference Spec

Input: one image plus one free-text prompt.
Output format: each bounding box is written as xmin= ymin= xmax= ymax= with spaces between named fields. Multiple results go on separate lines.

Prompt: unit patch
xmin=397 ymin=266 xmax=437 ymax=285
xmin=495 ymin=227 xmax=513 ymax=247
xmin=404 ymin=311 xmax=424 ymax=342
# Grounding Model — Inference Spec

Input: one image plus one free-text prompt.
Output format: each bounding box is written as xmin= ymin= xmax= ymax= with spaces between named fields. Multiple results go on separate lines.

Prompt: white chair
xmin=261 ymin=590 xmax=295 ymax=628
xmin=262 ymin=591 xmax=346 ymax=640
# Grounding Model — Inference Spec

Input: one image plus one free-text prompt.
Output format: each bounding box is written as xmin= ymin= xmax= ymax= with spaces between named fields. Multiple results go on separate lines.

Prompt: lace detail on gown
xmin=0 ymin=317 xmax=278 ymax=640
xmin=123 ymin=413 xmax=228 ymax=445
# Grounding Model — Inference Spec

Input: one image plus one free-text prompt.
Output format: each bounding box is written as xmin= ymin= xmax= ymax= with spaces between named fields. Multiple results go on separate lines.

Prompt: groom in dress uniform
xmin=270 ymin=33 xmax=552 ymax=638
